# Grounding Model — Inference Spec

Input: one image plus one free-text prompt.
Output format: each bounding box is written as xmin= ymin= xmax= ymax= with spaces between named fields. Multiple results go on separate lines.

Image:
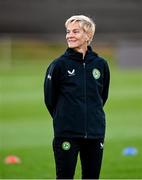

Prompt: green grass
xmin=101 ymin=69 xmax=142 ymax=179
xmin=0 ymin=43 xmax=142 ymax=179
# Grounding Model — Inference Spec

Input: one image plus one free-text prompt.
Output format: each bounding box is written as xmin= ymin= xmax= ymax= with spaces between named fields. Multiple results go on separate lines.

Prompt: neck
xmin=75 ymin=46 xmax=88 ymax=59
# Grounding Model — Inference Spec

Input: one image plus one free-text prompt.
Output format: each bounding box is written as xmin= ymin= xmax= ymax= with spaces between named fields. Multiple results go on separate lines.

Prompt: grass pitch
xmin=0 ymin=43 xmax=142 ymax=179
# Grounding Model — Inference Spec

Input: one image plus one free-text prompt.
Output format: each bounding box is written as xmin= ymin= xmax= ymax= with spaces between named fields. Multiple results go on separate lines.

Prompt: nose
xmin=66 ymin=31 xmax=74 ymax=38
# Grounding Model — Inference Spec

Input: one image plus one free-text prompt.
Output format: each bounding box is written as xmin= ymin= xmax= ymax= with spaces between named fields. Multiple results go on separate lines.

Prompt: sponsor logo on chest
xmin=67 ymin=69 xmax=75 ymax=76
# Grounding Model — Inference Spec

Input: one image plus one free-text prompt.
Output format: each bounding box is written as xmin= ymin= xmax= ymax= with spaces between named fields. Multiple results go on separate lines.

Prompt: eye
xmin=66 ymin=30 xmax=70 ymax=34
xmin=73 ymin=29 xmax=80 ymax=34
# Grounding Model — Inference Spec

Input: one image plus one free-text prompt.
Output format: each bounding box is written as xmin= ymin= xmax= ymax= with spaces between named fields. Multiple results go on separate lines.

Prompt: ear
xmin=85 ymin=32 xmax=91 ymax=42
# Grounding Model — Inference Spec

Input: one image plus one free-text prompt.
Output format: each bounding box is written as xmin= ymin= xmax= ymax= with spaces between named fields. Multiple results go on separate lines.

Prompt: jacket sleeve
xmin=102 ymin=61 xmax=110 ymax=106
xmin=44 ymin=61 xmax=60 ymax=117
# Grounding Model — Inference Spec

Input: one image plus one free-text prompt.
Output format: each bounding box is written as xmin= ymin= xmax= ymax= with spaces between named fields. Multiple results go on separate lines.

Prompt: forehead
xmin=66 ymin=21 xmax=82 ymax=30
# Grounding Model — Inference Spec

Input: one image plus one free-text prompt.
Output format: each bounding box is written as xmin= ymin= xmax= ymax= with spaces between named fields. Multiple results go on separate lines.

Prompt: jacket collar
xmin=64 ymin=46 xmax=98 ymax=63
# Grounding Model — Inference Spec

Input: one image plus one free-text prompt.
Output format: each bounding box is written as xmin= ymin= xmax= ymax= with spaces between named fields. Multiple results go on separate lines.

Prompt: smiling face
xmin=66 ymin=21 xmax=89 ymax=53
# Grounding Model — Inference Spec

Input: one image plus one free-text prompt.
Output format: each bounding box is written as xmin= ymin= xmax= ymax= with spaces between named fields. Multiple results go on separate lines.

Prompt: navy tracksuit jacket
xmin=44 ymin=46 xmax=110 ymax=139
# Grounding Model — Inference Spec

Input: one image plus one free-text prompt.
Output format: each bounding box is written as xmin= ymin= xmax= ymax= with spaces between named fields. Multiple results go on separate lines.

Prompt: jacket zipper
xmin=83 ymin=62 xmax=87 ymax=138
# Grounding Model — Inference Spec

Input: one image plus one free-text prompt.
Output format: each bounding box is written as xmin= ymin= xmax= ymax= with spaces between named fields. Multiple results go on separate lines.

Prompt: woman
xmin=44 ymin=15 xmax=110 ymax=179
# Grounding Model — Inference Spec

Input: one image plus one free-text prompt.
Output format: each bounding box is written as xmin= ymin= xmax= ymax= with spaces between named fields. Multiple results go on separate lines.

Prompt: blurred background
xmin=0 ymin=0 xmax=142 ymax=179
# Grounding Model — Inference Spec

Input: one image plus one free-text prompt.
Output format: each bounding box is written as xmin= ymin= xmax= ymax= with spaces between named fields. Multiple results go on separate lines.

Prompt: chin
xmin=68 ymin=44 xmax=78 ymax=49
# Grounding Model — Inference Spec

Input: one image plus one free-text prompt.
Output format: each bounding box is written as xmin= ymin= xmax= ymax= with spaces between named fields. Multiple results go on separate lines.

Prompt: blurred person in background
xmin=44 ymin=15 xmax=110 ymax=179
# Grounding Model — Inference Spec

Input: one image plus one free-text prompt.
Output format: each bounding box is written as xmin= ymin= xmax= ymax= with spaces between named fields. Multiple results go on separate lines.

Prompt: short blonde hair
xmin=65 ymin=15 xmax=96 ymax=45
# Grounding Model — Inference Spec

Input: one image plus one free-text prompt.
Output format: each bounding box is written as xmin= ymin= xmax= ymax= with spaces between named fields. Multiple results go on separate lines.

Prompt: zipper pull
xmin=83 ymin=62 xmax=86 ymax=68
